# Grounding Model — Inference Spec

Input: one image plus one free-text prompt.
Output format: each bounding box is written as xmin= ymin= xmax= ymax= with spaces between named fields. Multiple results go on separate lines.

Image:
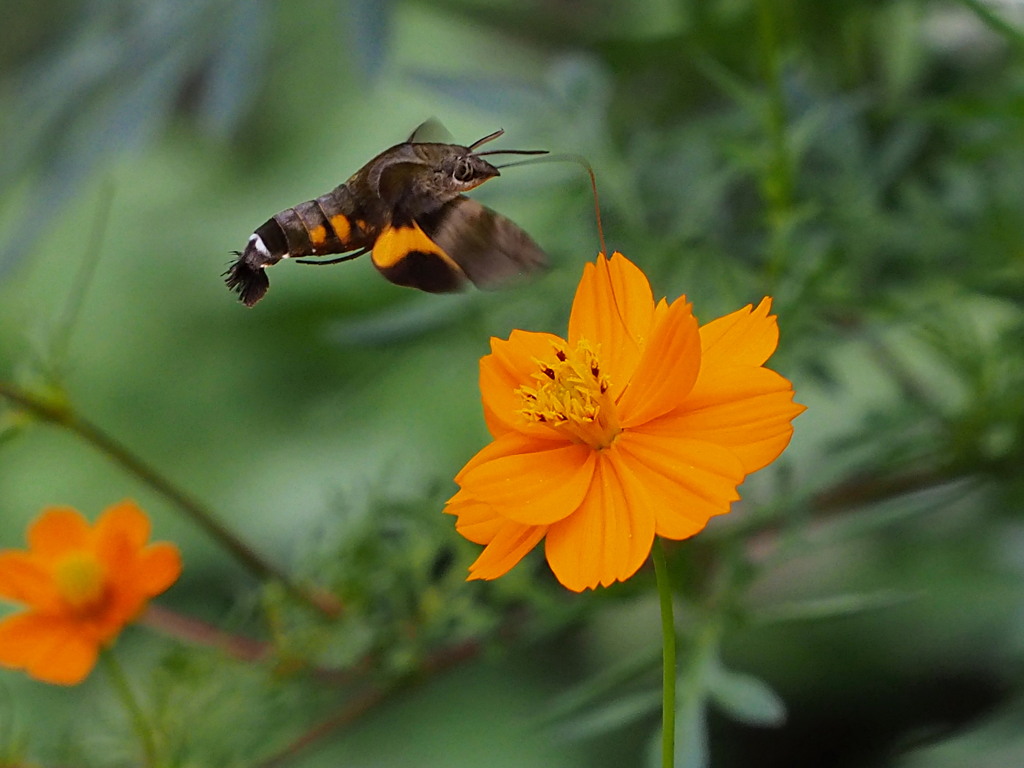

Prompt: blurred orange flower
xmin=0 ymin=500 xmax=181 ymax=685
xmin=446 ymin=253 xmax=805 ymax=591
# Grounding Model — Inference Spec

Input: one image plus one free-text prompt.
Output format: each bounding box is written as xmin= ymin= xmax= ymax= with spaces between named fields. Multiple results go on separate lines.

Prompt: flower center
xmin=54 ymin=553 xmax=107 ymax=614
xmin=517 ymin=340 xmax=621 ymax=449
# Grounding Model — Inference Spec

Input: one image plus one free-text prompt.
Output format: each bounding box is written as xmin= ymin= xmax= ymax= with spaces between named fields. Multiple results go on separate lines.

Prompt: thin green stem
xmin=101 ymin=650 xmax=157 ymax=768
xmin=0 ymin=381 xmax=340 ymax=617
xmin=47 ymin=179 xmax=115 ymax=382
xmin=653 ymin=538 xmax=676 ymax=768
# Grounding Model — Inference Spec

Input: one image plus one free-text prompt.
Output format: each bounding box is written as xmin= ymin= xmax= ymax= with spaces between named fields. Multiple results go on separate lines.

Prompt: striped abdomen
xmin=225 ymin=184 xmax=373 ymax=306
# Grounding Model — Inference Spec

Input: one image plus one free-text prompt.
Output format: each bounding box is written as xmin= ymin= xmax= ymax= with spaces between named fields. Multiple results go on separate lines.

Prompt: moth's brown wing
xmin=371 ymin=219 xmax=468 ymax=293
xmin=415 ymin=197 xmax=547 ymax=290
xmin=406 ymin=118 xmax=453 ymax=144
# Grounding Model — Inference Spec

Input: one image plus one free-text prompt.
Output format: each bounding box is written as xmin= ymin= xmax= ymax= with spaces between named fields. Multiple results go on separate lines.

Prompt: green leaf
xmin=751 ymin=589 xmax=917 ymax=625
xmin=707 ymin=660 xmax=786 ymax=728
xmin=542 ymin=643 xmax=661 ymax=725
xmin=556 ymin=689 xmax=662 ymax=741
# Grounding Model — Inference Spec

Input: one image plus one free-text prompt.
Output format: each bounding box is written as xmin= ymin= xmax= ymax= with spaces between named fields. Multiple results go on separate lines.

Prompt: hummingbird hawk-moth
xmin=225 ymin=123 xmax=548 ymax=306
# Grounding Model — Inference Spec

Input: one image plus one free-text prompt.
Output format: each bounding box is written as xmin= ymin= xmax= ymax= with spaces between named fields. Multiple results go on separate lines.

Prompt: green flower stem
xmin=101 ymin=650 xmax=157 ymax=768
xmin=653 ymin=537 xmax=677 ymax=768
xmin=0 ymin=381 xmax=340 ymax=617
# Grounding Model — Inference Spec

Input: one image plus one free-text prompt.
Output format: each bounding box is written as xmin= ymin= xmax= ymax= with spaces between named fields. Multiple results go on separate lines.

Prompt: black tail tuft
xmin=224 ymin=257 xmax=270 ymax=307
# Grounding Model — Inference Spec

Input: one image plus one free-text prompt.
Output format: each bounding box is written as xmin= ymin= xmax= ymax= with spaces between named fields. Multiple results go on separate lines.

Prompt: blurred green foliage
xmin=2 ymin=0 xmax=1024 ymax=766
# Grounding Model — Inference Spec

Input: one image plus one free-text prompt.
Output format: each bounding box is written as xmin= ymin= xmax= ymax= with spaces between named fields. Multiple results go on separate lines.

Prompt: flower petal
xmin=457 ymin=440 xmax=596 ymax=526
xmin=608 ymin=449 xmax=707 ymax=541
xmin=96 ymin=499 xmax=150 ymax=552
xmin=481 ymin=330 xmax=568 ymax=438
xmin=616 ymin=295 xmax=701 ymax=428
xmin=0 ymin=612 xmax=99 ymax=685
xmin=135 ymin=543 xmax=182 ymax=596
xmin=454 ymin=431 xmax=572 ymax=484
xmin=669 ymin=366 xmax=805 ymax=473
xmin=445 ymin=497 xmax=503 ymax=545
xmin=544 ymin=456 xmax=656 ymax=591
xmin=699 ymin=297 xmax=778 ymax=369
xmin=613 ymin=430 xmax=745 ymax=539
xmin=0 ymin=552 xmax=57 ymax=608
xmin=27 ymin=508 xmax=90 ymax=560
xmin=448 ymin=497 xmax=547 ymax=580
xmin=568 ymin=253 xmax=656 ymax=398
xmin=467 ymin=521 xmax=547 ymax=581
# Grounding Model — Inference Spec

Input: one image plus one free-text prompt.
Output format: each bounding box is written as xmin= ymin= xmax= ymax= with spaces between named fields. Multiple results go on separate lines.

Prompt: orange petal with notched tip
xmin=699 ymin=297 xmax=778 ymax=369
xmin=668 ymin=366 xmax=805 ymax=473
xmin=544 ymin=457 xmax=656 ymax=591
xmin=568 ymin=254 xmax=656 ymax=399
xmin=467 ymin=521 xmax=547 ymax=581
xmin=446 ymin=497 xmax=505 ymax=545
xmin=616 ymin=295 xmax=701 ymax=428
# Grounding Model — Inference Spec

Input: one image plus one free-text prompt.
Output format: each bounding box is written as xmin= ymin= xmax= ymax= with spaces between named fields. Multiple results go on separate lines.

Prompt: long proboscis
xmin=493 ymin=152 xmax=607 ymax=257
xmin=495 ymin=152 xmax=641 ymax=351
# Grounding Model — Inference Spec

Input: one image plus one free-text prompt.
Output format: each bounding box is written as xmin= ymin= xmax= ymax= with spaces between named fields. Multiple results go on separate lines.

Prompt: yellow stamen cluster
xmin=517 ymin=340 xmax=621 ymax=449
xmin=54 ymin=553 xmax=106 ymax=614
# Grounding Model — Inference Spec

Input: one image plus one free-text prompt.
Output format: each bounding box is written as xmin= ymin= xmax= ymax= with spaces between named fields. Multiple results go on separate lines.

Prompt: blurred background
xmin=2 ymin=0 xmax=1024 ymax=766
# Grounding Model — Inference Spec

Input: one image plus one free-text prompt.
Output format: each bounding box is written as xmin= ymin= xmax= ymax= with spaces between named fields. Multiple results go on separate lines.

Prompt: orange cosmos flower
xmin=446 ymin=253 xmax=805 ymax=592
xmin=0 ymin=500 xmax=181 ymax=685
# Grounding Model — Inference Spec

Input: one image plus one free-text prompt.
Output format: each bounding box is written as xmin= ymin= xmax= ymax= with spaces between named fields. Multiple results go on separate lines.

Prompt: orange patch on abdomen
xmin=330 ymin=214 xmax=352 ymax=242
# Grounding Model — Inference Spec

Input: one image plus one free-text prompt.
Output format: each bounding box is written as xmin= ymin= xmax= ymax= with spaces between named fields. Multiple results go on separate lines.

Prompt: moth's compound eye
xmin=453 ymin=159 xmax=474 ymax=182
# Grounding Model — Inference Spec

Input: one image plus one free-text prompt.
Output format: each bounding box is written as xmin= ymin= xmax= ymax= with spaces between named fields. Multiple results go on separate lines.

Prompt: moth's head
xmin=377 ymin=129 xmax=544 ymax=208
xmin=444 ymin=149 xmax=502 ymax=189
xmin=414 ymin=144 xmax=500 ymax=200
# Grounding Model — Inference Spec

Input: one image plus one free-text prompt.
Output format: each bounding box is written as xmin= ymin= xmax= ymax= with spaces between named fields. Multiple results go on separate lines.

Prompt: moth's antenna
xmin=476 ymin=149 xmax=549 ymax=157
xmin=493 ymin=153 xmax=607 ymax=257
xmin=469 ymin=128 xmax=548 ymax=157
xmin=469 ymin=129 xmax=505 ymax=150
